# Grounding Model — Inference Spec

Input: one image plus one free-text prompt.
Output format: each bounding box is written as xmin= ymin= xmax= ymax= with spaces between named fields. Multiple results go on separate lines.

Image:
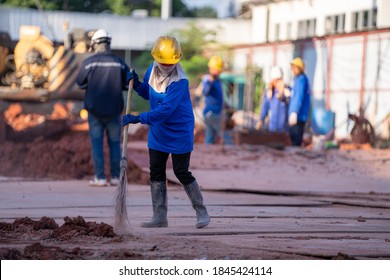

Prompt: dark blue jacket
xmin=260 ymin=89 xmax=289 ymax=132
xmin=76 ymin=52 xmax=129 ymax=118
xmin=288 ymin=73 xmax=311 ymax=122
xmin=135 ymin=64 xmax=194 ymax=154
xmin=202 ymin=74 xmax=223 ymax=115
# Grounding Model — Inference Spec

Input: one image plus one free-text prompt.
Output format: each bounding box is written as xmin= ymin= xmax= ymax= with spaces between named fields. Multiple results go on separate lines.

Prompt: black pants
xmin=289 ymin=121 xmax=306 ymax=146
xmin=149 ymin=148 xmax=195 ymax=185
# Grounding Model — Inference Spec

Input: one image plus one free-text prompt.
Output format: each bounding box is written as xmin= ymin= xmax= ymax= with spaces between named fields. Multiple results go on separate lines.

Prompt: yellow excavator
xmin=0 ymin=25 xmax=92 ymax=142
xmin=0 ymin=25 xmax=90 ymax=101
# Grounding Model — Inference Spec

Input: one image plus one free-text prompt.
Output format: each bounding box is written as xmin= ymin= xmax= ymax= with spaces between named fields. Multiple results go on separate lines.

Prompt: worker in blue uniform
xmin=259 ymin=66 xmax=290 ymax=133
xmin=288 ymin=57 xmax=311 ymax=146
xmin=76 ymin=29 xmax=130 ymax=187
xmin=122 ymin=36 xmax=210 ymax=229
xmin=202 ymin=55 xmax=224 ymax=144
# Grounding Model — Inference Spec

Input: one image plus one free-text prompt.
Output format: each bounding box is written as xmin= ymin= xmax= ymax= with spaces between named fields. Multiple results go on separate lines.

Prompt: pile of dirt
xmin=1 ymin=101 xmax=149 ymax=182
xmin=51 ymin=216 xmax=116 ymax=240
xmin=4 ymin=103 xmax=72 ymax=132
xmin=3 ymin=103 xmax=76 ymax=142
xmin=0 ymin=216 xmax=115 ymax=239
xmin=0 ymin=130 xmax=147 ymax=183
xmin=0 ymin=216 xmax=245 ymax=260
xmin=0 ymin=216 xmax=119 ymax=260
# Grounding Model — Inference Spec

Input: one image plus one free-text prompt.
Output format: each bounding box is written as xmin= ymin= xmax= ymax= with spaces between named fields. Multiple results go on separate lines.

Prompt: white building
xmin=251 ymin=0 xmax=390 ymax=43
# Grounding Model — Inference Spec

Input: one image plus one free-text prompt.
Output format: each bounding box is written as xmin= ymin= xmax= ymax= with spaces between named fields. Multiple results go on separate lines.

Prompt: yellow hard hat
xmin=208 ymin=55 xmax=224 ymax=72
xmin=290 ymin=57 xmax=305 ymax=71
xmin=151 ymin=36 xmax=182 ymax=65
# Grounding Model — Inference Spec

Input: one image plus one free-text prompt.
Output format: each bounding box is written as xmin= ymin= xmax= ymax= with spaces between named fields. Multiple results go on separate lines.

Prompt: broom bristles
xmin=114 ymin=157 xmax=129 ymax=231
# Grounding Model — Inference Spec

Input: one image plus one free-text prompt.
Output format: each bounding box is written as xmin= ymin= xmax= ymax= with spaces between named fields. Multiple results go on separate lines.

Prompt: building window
xmin=274 ymin=23 xmax=280 ymax=41
xmin=352 ymin=11 xmax=359 ymax=30
xmin=325 ymin=14 xmax=345 ymax=34
xmin=363 ymin=10 xmax=369 ymax=28
xmin=352 ymin=9 xmax=377 ymax=31
xmin=298 ymin=21 xmax=305 ymax=38
xmin=286 ymin=22 xmax=292 ymax=40
xmin=298 ymin=18 xmax=316 ymax=39
xmin=372 ymin=8 xmax=377 ymax=27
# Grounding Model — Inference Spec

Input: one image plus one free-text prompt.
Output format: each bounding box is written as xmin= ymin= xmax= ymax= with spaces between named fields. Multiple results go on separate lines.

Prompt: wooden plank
xmin=0 ymin=87 xmax=49 ymax=102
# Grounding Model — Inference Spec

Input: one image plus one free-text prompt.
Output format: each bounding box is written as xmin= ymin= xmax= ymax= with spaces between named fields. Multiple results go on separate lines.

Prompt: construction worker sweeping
xmin=76 ymin=29 xmax=130 ymax=186
xmin=288 ymin=57 xmax=311 ymax=146
xmin=122 ymin=36 xmax=210 ymax=228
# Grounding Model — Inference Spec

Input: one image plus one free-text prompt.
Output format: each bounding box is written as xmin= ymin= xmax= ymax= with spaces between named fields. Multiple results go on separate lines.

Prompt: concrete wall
xmin=378 ymin=0 xmax=390 ymax=28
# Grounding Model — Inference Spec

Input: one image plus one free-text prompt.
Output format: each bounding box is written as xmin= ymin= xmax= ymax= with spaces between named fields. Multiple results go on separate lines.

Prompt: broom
xmin=115 ymin=78 xmax=134 ymax=230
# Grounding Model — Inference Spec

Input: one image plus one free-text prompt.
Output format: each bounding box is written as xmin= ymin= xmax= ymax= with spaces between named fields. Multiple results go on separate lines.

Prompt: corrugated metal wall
xmin=0 ymin=7 xmax=252 ymax=50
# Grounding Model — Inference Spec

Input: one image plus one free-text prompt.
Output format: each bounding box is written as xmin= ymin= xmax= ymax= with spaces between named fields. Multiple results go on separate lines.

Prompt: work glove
xmin=288 ymin=112 xmax=298 ymax=126
xmin=122 ymin=114 xmax=140 ymax=126
xmin=126 ymin=70 xmax=141 ymax=88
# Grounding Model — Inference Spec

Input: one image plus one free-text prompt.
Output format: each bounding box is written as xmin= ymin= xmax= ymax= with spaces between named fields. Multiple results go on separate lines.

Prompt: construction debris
xmin=0 ymin=129 xmax=147 ymax=183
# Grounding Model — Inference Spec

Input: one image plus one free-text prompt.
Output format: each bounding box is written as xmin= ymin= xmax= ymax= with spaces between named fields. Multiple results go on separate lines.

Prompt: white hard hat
xmin=91 ymin=29 xmax=111 ymax=44
xmin=270 ymin=66 xmax=283 ymax=80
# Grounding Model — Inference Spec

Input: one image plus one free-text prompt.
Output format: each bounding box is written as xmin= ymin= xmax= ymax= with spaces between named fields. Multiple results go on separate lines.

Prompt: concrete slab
xmin=1 ymin=175 xmax=390 ymax=259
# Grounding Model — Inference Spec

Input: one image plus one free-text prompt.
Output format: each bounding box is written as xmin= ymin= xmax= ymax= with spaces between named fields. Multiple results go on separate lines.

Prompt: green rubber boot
xmin=141 ymin=181 xmax=168 ymax=228
xmin=184 ymin=180 xmax=210 ymax=228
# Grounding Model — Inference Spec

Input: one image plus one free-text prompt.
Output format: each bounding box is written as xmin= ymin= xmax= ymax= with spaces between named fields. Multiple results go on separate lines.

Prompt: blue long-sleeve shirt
xmin=288 ymin=73 xmax=311 ymax=122
xmin=76 ymin=51 xmax=129 ymax=118
xmin=135 ymin=64 xmax=194 ymax=154
xmin=202 ymin=74 xmax=223 ymax=115
xmin=260 ymin=89 xmax=289 ymax=132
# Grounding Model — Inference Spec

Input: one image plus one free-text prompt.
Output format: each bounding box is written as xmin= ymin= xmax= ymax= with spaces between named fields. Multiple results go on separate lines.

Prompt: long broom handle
xmin=121 ymin=78 xmax=134 ymax=159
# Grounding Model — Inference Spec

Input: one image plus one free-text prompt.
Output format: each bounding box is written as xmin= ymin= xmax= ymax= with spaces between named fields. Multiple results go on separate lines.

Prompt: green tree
xmin=252 ymin=67 xmax=266 ymax=114
xmin=1 ymin=0 xmax=56 ymax=9
xmin=173 ymin=22 xmax=218 ymax=84
xmin=146 ymin=0 xmax=193 ymax=17
xmin=173 ymin=21 xmax=217 ymax=61
xmin=171 ymin=0 xmax=191 ymax=17
xmin=0 ymin=0 xmax=110 ymax=12
xmin=0 ymin=0 xmax=217 ymax=18
xmin=190 ymin=6 xmax=217 ymax=18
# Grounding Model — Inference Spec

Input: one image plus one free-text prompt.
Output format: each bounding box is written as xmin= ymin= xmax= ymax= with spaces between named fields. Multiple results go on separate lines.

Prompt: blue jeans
xmin=204 ymin=111 xmax=222 ymax=144
xmin=88 ymin=113 xmax=121 ymax=179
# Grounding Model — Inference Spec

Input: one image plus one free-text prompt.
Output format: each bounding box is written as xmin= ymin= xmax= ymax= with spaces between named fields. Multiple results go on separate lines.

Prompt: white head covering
xmin=270 ymin=66 xmax=283 ymax=80
xmin=148 ymin=61 xmax=187 ymax=93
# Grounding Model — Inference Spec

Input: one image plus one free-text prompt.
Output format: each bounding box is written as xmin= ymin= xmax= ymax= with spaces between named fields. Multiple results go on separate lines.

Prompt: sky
xmin=183 ymin=0 xmax=245 ymax=18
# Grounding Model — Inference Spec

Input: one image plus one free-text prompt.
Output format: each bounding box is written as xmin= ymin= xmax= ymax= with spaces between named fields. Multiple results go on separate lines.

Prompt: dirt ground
xmin=0 ymin=130 xmax=148 ymax=183
xmin=1 ymin=216 xmax=291 ymax=260
xmin=1 ymin=106 xmax=390 ymax=260
xmin=0 ymin=103 xmax=148 ymax=183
